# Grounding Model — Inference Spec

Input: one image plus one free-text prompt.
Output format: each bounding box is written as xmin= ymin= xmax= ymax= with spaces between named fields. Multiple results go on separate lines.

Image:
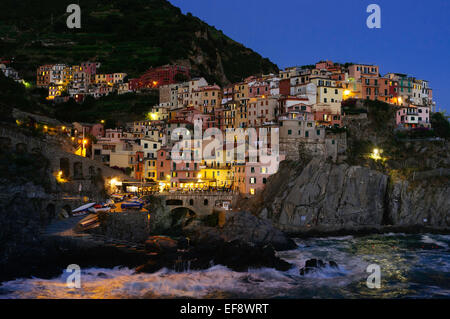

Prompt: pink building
xmin=81 ymin=62 xmax=97 ymax=77
xmin=286 ymin=103 xmax=312 ymax=114
xmin=315 ymin=60 xmax=334 ymax=70
xmin=396 ymin=105 xmax=419 ymax=128
xmin=278 ymin=96 xmax=310 ymax=115
xmin=314 ymin=110 xmax=342 ymax=127
xmin=156 ymin=147 xmax=172 ymax=182
xmin=73 ymin=122 xmax=105 ymax=138
xmin=348 ymin=64 xmax=379 ymax=80
xmin=233 ymin=154 xmax=284 ymax=196
xmin=418 ymin=106 xmax=431 ymax=128
xmin=248 ymin=81 xmax=270 ymax=98
xmin=175 ymin=107 xmax=211 ymax=130
xmin=248 ymin=96 xmax=278 ymax=127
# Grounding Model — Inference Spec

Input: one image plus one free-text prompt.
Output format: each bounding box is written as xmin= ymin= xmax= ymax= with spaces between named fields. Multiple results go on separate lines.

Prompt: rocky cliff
xmin=251 ymin=158 xmax=449 ymax=235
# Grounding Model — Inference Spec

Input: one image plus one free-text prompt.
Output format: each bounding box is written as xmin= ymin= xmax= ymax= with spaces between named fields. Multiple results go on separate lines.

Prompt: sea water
xmin=1 ymin=234 xmax=449 ymax=299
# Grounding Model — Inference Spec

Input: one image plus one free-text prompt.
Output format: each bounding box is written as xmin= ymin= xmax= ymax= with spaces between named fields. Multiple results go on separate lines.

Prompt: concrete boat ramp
xmin=40 ymin=214 xmax=147 ymax=253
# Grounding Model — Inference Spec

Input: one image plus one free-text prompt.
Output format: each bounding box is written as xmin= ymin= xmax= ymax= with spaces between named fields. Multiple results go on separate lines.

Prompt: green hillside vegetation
xmin=0 ymin=0 xmax=278 ymax=85
xmin=0 ymin=72 xmax=158 ymax=124
xmin=53 ymin=92 xmax=159 ymax=124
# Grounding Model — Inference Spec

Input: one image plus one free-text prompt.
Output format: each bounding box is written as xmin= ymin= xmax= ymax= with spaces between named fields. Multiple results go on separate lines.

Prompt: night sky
xmin=169 ymin=0 xmax=450 ymax=114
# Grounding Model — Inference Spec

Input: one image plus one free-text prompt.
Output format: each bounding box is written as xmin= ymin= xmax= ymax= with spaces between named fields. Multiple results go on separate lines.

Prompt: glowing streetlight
xmin=370 ymin=148 xmax=383 ymax=161
xmin=110 ymin=178 xmax=118 ymax=187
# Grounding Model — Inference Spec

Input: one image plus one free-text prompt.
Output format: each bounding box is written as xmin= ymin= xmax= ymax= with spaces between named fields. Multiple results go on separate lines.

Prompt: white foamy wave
xmin=421 ymin=235 xmax=449 ymax=248
xmin=384 ymin=233 xmax=408 ymax=237
xmin=0 ymin=265 xmax=302 ymax=299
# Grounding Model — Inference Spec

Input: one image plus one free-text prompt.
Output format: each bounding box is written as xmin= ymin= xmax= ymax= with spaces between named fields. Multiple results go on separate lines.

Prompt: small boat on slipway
xmin=87 ymin=203 xmax=112 ymax=213
xmin=71 ymin=202 xmax=96 ymax=216
xmin=72 ymin=201 xmax=114 ymax=216
xmin=120 ymin=200 xmax=144 ymax=210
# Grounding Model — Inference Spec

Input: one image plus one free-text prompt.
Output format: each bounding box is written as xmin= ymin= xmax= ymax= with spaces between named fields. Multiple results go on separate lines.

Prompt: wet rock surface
xmin=136 ymin=237 xmax=292 ymax=274
xmin=299 ymin=258 xmax=339 ymax=275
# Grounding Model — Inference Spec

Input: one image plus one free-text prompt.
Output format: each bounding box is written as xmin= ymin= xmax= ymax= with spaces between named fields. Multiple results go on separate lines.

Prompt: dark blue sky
xmin=169 ymin=0 xmax=450 ymax=113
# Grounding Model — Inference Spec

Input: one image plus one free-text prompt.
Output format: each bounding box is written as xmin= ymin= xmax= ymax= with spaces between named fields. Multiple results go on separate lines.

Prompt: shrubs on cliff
xmin=430 ymin=112 xmax=450 ymax=139
xmin=0 ymin=146 xmax=50 ymax=188
xmin=365 ymin=99 xmax=396 ymax=131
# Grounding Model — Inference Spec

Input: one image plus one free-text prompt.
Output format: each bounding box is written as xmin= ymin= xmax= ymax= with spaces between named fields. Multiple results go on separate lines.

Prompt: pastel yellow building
xmin=47 ymin=85 xmax=65 ymax=100
xmin=199 ymin=167 xmax=233 ymax=188
xmin=341 ymin=78 xmax=362 ymax=100
xmin=233 ymin=82 xmax=249 ymax=128
xmin=146 ymin=107 xmax=168 ymax=121
xmin=144 ymin=159 xmax=157 ymax=180
xmin=311 ymin=78 xmax=343 ymax=106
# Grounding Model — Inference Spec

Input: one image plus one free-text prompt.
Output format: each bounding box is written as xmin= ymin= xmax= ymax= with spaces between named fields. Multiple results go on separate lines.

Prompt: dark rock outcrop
xmin=134 ymin=211 xmax=296 ymax=273
xmin=145 ymin=236 xmax=178 ymax=253
xmin=299 ymin=258 xmax=339 ymax=275
xmin=255 ymin=158 xmax=449 ymax=234
xmin=183 ymin=211 xmax=297 ymax=251
xmin=136 ymin=238 xmax=292 ymax=274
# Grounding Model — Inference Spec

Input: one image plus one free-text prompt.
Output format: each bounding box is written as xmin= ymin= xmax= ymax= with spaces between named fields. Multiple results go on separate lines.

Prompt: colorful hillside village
xmin=9 ymin=60 xmax=439 ymax=196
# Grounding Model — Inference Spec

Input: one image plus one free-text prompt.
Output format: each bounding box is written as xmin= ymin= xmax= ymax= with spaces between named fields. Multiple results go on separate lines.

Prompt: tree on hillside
xmin=431 ymin=112 xmax=450 ymax=139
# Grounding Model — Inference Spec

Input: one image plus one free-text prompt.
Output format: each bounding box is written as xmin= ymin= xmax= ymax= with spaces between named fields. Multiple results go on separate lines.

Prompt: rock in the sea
xmin=210 ymin=240 xmax=292 ymax=272
xmin=299 ymin=258 xmax=339 ymax=275
xmin=329 ymin=260 xmax=339 ymax=269
xmin=184 ymin=211 xmax=297 ymax=251
xmin=136 ymin=238 xmax=293 ymax=274
xmin=144 ymin=236 xmax=178 ymax=253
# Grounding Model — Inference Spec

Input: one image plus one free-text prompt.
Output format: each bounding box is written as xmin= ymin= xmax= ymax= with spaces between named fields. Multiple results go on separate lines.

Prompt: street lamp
xmin=370 ymin=148 xmax=383 ymax=161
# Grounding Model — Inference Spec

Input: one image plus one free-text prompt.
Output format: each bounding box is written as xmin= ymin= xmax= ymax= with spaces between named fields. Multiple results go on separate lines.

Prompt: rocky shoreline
xmin=281 ymin=225 xmax=450 ymax=239
xmin=1 ymin=213 xmax=449 ymax=284
xmin=1 ymin=157 xmax=448 ymax=284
